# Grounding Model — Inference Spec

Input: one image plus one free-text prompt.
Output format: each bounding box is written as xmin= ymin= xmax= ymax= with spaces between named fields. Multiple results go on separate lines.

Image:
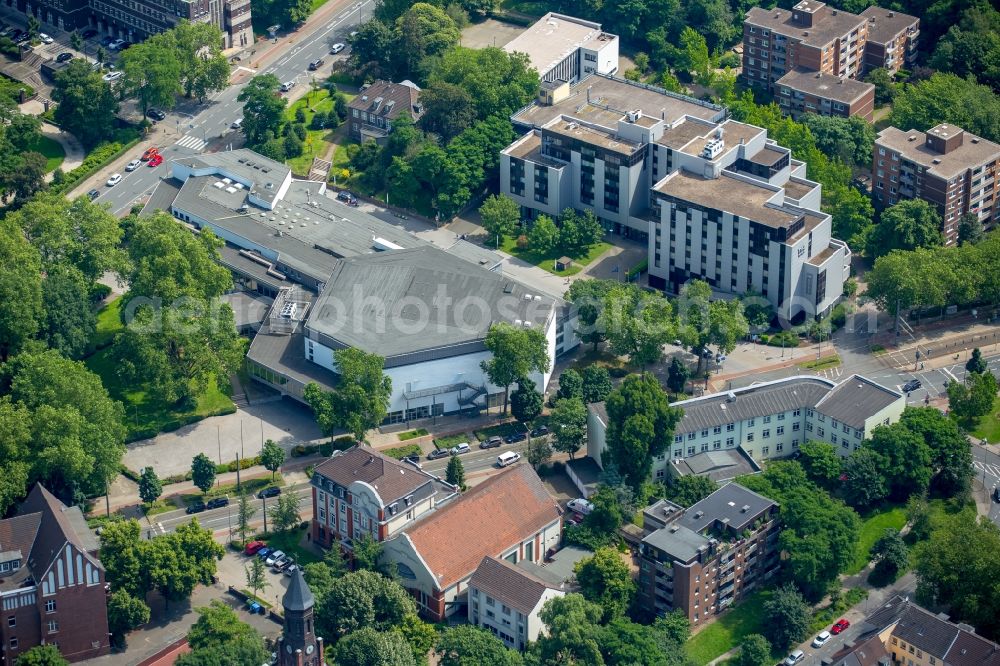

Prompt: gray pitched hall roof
xmin=814 ymin=375 xmax=902 ymax=429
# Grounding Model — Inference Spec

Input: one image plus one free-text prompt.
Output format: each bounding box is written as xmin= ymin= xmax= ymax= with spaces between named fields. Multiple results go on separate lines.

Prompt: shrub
xmin=608 ymin=366 xmax=629 ymax=378
xmin=50 ymin=131 xmax=141 ymax=195
xmin=90 ymin=283 xmax=113 ymax=303
xmin=830 ymin=303 xmax=848 ymax=330
xmin=294 ymin=107 xmax=306 ymax=123
xmin=332 ymin=436 xmax=356 ymax=450
xmin=516 ymin=234 xmax=529 ymax=249
xmin=767 ymin=330 xmax=799 ymax=348
xmin=119 ymin=465 xmax=141 ymax=483
xmin=383 ymin=444 xmax=422 ymax=460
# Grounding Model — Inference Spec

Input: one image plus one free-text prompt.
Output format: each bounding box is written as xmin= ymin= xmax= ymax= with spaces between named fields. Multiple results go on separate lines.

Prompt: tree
xmin=906 ymin=494 xmax=933 ymax=542
xmin=678 ymin=27 xmax=710 ymax=82
xmin=399 ymin=613 xmax=437 ymax=664
xmin=801 ymin=114 xmax=875 ymax=167
xmin=604 ymin=374 xmax=683 ymax=490
xmin=98 ymin=519 xmax=147 ymax=598
xmin=889 ymin=72 xmax=1000 ymax=144
xmin=304 ymin=348 xmax=392 ymax=440
xmin=172 ymin=22 xmax=230 ymax=101
xmin=146 ymin=520 xmax=225 ymax=603
xmin=676 ymin=280 xmax=748 ymax=373
xmin=6 ymin=150 xmax=48 ymax=201
xmin=40 ymin=266 xmax=96 ymax=359
xmin=763 ymin=584 xmax=811 ymax=650
xmin=533 ymin=594 xmax=604 ymax=665
xmin=0 ymin=222 xmax=40 ymax=362
xmin=558 ymin=208 xmax=604 ymax=257
xmin=870 ymin=529 xmax=908 ymax=583
xmin=595 ymin=617 xmax=673 ymax=666
xmin=479 ymin=194 xmax=520 ymax=246
xmin=957 ymin=213 xmax=983 ymax=246
xmin=510 ymin=377 xmax=544 ymax=425
xmin=260 ymin=439 xmax=284 ymax=480
xmin=798 ymin=441 xmax=842 ymax=488
xmin=119 ymin=32 xmax=182 ymax=114
xmin=15 ymin=645 xmax=68 ymax=666
xmin=317 ymin=569 xmax=416 ymax=638
xmin=419 ymin=81 xmax=478 ymax=141
xmin=967 ymin=348 xmax=988 ymax=375
xmin=929 ymin=6 xmax=1000 ymax=93
xmin=664 ymin=476 xmax=718 ymax=507
xmin=899 ymin=407 xmax=972 ymax=499
xmin=865 ymin=68 xmax=897 ymax=106
xmin=574 ymin=547 xmax=635 ymax=620
xmin=436 ymin=625 xmax=524 ymax=666
xmin=191 ymin=453 xmax=216 ymax=494
xmin=557 ymin=369 xmax=583 ymax=401
xmin=481 ymin=322 xmax=550 ymax=415
xmin=600 ymin=284 xmax=677 ymax=370
xmin=389 ymin=3 xmax=460 ymax=81
xmin=551 ymin=398 xmax=587 ymax=459
xmin=446 ymin=455 xmax=467 ymax=491
xmin=867 ymin=199 xmax=944 ymax=258
xmin=666 ymin=357 xmax=690 ymax=394
xmin=428 ymin=46 xmax=538 ymax=121
xmin=581 ymin=365 xmax=613 ymax=403
xmin=843 ymin=447 xmax=889 ymax=510
xmin=948 ymin=371 xmax=999 ymax=424
xmin=245 ymin=557 xmax=269 ymax=602
xmin=736 ymin=634 xmax=772 ymax=666
xmin=866 ymin=422 xmax=934 ymax=501
xmin=139 ymin=466 xmax=162 ymax=505
xmin=528 ymin=214 xmax=558 ymax=256
xmin=238 ymin=74 xmax=286 ymax=147
xmin=335 ymin=627 xmax=416 ymax=666
xmin=565 ymin=279 xmax=616 ymax=351
xmin=182 ymin=601 xmax=268 ymax=665
xmin=236 ymin=491 xmax=256 ymax=543
xmin=352 ymin=532 xmax=384 ymax=572
xmin=52 ymin=59 xmax=120 ymax=150
xmin=268 ymin=493 xmax=301 ymax=532
xmin=525 ymin=437 xmax=553 ymax=469
xmin=107 ymin=589 xmax=150 ymax=636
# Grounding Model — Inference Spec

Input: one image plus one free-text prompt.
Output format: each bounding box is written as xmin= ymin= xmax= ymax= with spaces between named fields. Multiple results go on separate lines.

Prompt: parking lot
xmin=216 ymin=549 xmax=295 ymax=612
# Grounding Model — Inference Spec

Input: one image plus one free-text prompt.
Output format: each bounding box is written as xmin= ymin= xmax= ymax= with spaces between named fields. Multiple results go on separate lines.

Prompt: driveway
xmin=123 ymin=399 xmax=324 ymax=477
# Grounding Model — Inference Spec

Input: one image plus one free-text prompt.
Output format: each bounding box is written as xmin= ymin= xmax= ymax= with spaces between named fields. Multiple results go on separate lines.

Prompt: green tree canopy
xmin=436 ymin=625 xmax=524 ymax=666
xmin=304 ymin=348 xmax=392 ymax=440
xmin=107 ymin=589 xmax=150 ymax=637
xmin=574 ymin=547 xmax=636 ymax=620
xmin=139 ymin=466 xmax=162 ymax=505
xmin=510 ymin=376 xmax=544 ymax=425
xmin=119 ymin=31 xmax=182 ymax=114
xmin=316 ymin=569 xmax=416 ymax=639
xmin=260 ymin=439 xmax=285 ymax=480
xmin=15 ymin=645 xmax=69 ymax=666
xmin=798 ymin=440 xmax=843 ymax=488
xmin=335 ymin=627 xmax=416 ymax=666
xmin=51 ymin=59 xmax=120 ymax=150
xmin=238 ymin=74 xmax=287 ymax=147
xmin=177 ymin=601 xmax=268 ymax=666
xmin=599 ymin=284 xmax=677 ymax=369
xmin=866 ymin=421 xmax=935 ymax=500
xmin=664 ymin=475 xmax=718 ymax=507
xmin=580 ymin=365 xmax=613 ymax=403
xmin=898 ymin=407 xmax=972 ymax=498
xmin=481 ymin=322 xmax=550 ymax=414
xmin=889 ymin=72 xmax=1000 ymax=144
xmin=736 ymin=634 xmax=772 ymax=666
xmin=763 ymin=583 xmax=811 ymax=650
xmin=604 ymin=374 xmax=683 ymax=489
xmin=446 ymin=455 xmax=467 ymax=490
xmin=867 ymin=199 xmax=944 ymax=258
xmin=0 ymin=216 xmax=43 ymax=361
xmin=843 ymin=447 xmax=890 ymax=511
xmin=557 ymin=368 xmax=583 ymax=401
xmin=551 ymin=397 xmax=588 ymax=459
xmin=478 ymin=194 xmax=521 ymax=245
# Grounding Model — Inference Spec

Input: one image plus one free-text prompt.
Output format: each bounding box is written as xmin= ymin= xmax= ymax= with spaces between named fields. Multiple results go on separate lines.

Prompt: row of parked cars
xmin=244 ymin=540 xmax=299 ymax=577
xmin=782 ymin=619 xmax=851 ymax=664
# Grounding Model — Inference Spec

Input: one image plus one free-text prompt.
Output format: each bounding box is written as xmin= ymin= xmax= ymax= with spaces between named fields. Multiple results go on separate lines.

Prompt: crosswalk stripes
xmin=176 ymin=134 xmax=207 ymax=151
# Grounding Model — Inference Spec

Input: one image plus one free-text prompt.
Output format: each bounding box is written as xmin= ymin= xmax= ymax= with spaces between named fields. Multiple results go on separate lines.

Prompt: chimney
xmin=587 ymin=85 xmax=592 ymax=103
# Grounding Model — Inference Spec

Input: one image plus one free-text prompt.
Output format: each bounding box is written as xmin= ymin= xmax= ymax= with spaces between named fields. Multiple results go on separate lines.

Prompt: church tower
xmin=278 ymin=568 xmax=325 ymax=666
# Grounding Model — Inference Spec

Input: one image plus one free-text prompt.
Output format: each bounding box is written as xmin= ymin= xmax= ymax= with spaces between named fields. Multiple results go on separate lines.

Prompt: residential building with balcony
xmin=859 ymin=6 xmax=919 ymax=75
xmin=382 ymin=464 xmax=563 ymax=621
xmin=587 ymin=374 xmax=905 ymax=481
xmin=637 ymin=483 xmax=780 ymax=624
xmin=0 ymin=485 xmax=110 ymax=664
xmin=502 ymin=12 xmax=618 ymax=85
xmin=467 ymin=556 xmax=566 ymax=651
xmin=775 ymin=68 xmax=874 ymax=121
xmin=309 ymin=445 xmax=458 ymax=552
xmin=873 ymin=124 xmax=1000 ymax=243
xmin=347 ymin=80 xmax=423 ymax=143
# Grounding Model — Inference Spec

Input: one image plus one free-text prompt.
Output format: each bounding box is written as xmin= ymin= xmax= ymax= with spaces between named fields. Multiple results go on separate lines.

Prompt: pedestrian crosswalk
xmin=176 ymin=134 xmax=207 ymax=151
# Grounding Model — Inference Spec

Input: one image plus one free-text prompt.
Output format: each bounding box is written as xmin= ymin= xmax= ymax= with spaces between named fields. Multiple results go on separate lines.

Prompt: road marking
xmin=176 ymin=134 xmax=207 ymax=151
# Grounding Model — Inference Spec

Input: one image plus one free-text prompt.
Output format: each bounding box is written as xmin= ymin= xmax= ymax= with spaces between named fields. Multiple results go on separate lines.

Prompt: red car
xmin=244 ymin=540 xmax=267 ymax=556
xmin=831 ymin=618 xmax=850 ymax=635
xmin=141 ymin=146 xmax=159 ymax=161
xmin=147 ymin=154 xmax=163 ymax=167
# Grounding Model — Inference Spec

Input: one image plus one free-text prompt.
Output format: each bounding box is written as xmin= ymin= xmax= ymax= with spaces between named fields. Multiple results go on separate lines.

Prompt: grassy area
xmin=473 ymin=421 xmax=527 ymax=442
xmin=809 ymin=587 xmax=867 ymax=633
xmin=870 ymin=344 xmax=887 ymax=355
xmin=27 ymin=134 xmax=65 ymax=172
xmin=284 ymin=90 xmax=337 ymax=176
xmin=181 ymin=475 xmax=284 ymax=504
xmin=93 ymin=296 xmax=123 ymax=349
xmin=798 ymin=355 xmax=841 ymax=371
xmin=143 ymin=499 xmax=179 ymax=517
xmin=972 ymin=394 xmax=1000 ymax=443
xmin=499 ymin=236 xmax=612 ymax=276
xmin=685 ymin=590 xmax=774 ymax=665
xmin=382 ymin=444 xmax=422 ymax=460
xmin=397 ymin=428 xmax=428 ymax=441
xmin=433 ymin=432 xmax=473 ymax=449
xmin=259 ymin=526 xmax=322 ymax=565
xmin=846 ymin=505 xmax=907 ymax=574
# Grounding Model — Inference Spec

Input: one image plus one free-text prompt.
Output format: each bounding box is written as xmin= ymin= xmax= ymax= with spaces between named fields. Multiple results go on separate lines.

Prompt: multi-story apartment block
xmin=467 ymin=556 xmax=565 ymax=651
xmin=776 ymin=68 xmax=874 ymax=122
xmin=873 ymin=124 xmax=1000 ymax=243
xmin=500 ymin=74 xmax=851 ymax=320
xmin=310 ymin=446 xmax=458 ymax=552
xmin=503 ymin=12 xmax=618 ymax=85
xmin=637 ymin=483 xmax=780 ymax=623
xmin=858 ymin=6 xmax=919 ymax=75
xmin=0 ymin=485 xmax=110 ymax=664
xmin=347 ymin=80 xmax=423 ymax=143
xmin=588 ymin=374 xmax=905 ymax=481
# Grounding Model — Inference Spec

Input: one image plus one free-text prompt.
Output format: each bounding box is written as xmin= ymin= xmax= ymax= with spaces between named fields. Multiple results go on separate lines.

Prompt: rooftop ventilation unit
xmin=222 ymin=178 xmax=232 ymax=184
xmin=625 ymin=109 xmax=641 ymax=123
xmin=234 ymin=182 xmax=244 ymax=189
xmin=701 ymin=138 xmax=725 ymax=160
xmin=280 ymin=303 xmax=297 ymax=318
xmin=225 ymin=186 xmax=237 ymax=193
xmin=741 ymin=504 xmax=751 ymax=513
xmin=213 ymin=181 xmax=225 ymax=189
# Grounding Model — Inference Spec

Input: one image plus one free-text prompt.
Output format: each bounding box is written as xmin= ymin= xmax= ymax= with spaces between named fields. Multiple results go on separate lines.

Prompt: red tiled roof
xmin=402 ymin=465 xmax=561 ymax=591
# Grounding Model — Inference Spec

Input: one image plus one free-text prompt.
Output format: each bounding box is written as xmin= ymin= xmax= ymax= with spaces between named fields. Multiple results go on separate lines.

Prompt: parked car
xmin=401 ymin=455 xmax=422 ymax=468
xmin=449 ymin=442 xmax=471 ymax=455
xmin=831 ymin=618 xmax=850 ymax=635
xmin=480 ymin=436 xmax=503 ymax=449
xmin=109 ymin=38 xmax=126 ymax=50
xmin=141 ymin=147 xmax=159 ymax=161
xmin=783 ymin=650 xmax=805 ymax=665
xmin=230 ymin=117 xmax=243 ymax=130
xmin=56 ymin=52 xmax=74 ymax=63
xmin=87 ymin=188 xmax=100 ymax=200
xmin=504 ymin=432 xmax=527 ymax=444
xmin=283 ymin=563 xmax=299 ymax=576
xmin=307 ymin=58 xmax=324 ymax=71
xmin=186 ymin=501 xmax=206 ymax=514
xmin=206 ymin=497 xmax=229 ymax=509
xmin=336 ymin=190 xmax=358 ymax=205
xmin=329 ymin=43 xmax=345 ymax=54
xmin=902 ymin=379 xmax=922 ymax=393
xmin=81 ymin=29 xmax=98 ymax=39
xmin=244 ymin=540 xmax=267 ymax=555
xmin=530 ymin=425 xmax=549 ymax=438
xmin=257 ymin=486 xmax=282 ymax=499
xmin=271 ymin=554 xmax=291 ymax=570
xmin=102 ymin=71 xmax=122 ymax=82
xmin=567 ymin=498 xmax=594 ymax=515
xmin=427 ymin=448 xmax=450 ymax=461
xmin=105 ymin=173 xmax=122 ymax=187
xmin=280 ymin=80 xmax=295 ymax=92
xmin=812 ymin=631 xmax=831 ymax=648
xmin=125 ymin=159 xmax=141 ymax=172
xmin=148 ymin=154 xmax=163 ymax=167
xmin=147 ymin=108 xmax=166 ymax=121
xmin=256 ymin=547 xmax=272 ymax=560
xmin=38 ymin=33 xmax=53 ymax=44
xmin=264 ymin=550 xmax=285 ymax=567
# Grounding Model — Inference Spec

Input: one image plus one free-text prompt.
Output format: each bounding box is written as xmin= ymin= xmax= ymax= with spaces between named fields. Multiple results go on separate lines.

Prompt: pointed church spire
xmin=283 ymin=568 xmax=315 ymax=613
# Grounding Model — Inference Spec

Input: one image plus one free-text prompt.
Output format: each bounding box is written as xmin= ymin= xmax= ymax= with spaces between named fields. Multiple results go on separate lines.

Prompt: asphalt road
xmin=973 ymin=445 xmax=1000 ymax=527
xmin=93 ymin=0 xmax=374 ymax=215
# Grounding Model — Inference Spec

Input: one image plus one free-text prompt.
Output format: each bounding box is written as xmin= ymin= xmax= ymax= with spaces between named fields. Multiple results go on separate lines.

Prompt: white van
xmin=497 ymin=451 xmax=521 ymax=467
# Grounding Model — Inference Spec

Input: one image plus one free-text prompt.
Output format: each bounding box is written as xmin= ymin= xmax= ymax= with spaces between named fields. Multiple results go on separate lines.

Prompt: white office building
xmin=503 ymin=12 xmax=619 ymax=84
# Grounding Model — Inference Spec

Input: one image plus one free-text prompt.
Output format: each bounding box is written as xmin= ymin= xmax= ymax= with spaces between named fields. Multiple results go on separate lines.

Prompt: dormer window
xmin=404 ymin=496 xmax=413 ymax=507
xmin=388 ymin=503 xmax=398 ymax=515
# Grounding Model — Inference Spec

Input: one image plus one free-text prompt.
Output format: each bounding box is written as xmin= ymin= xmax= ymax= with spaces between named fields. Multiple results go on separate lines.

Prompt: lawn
xmin=846 ymin=504 xmax=907 ymax=574
xmin=259 ymin=525 xmax=322 ymax=565
xmin=473 ymin=420 xmax=527 ymax=442
xmin=499 ymin=235 xmax=612 ymax=276
xmin=798 ymin=355 xmax=841 ymax=371
xmin=433 ymin=432 xmax=474 ymax=449
xmin=284 ymin=90 xmax=337 ymax=176
xmin=397 ymin=429 xmax=428 ymax=441
xmin=181 ymin=475 xmax=284 ymax=504
xmin=685 ymin=590 xmax=774 ymax=665
xmin=972 ymin=394 xmax=1000 ymax=443
xmin=26 ymin=134 xmax=65 ymax=172
xmin=92 ymin=296 xmax=123 ymax=349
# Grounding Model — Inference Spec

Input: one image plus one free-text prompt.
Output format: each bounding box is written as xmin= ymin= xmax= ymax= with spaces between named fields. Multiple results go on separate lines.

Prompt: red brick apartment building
xmin=776 ymin=68 xmax=874 ymax=121
xmin=0 ymin=486 xmax=110 ymax=664
xmin=873 ymin=124 xmax=1000 ymax=243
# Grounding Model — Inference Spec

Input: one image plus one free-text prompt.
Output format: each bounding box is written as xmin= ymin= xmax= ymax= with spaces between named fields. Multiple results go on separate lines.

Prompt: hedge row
xmin=291 ymin=436 xmax=355 ymax=458
xmin=382 ymin=443 xmax=422 ymax=460
xmin=51 ymin=130 xmax=141 ymax=197
xmin=126 ymin=404 xmax=238 ymax=443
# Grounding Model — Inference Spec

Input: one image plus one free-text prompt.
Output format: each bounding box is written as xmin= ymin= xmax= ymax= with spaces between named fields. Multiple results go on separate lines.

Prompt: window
xmin=763 ymin=416 xmax=771 ymax=424
xmin=48 ymin=620 xmax=58 ymax=633
xmin=45 ymin=600 xmax=56 ymax=613
xmin=674 ymin=449 xmax=682 ymax=457
xmin=688 ymin=432 xmax=696 ymax=440
xmin=793 ymin=409 xmax=800 ymax=417
xmin=713 ymin=426 xmax=722 ymax=434
xmin=747 ymin=419 xmax=755 ymax=427
xmin=502 ymin=604 xmax=511 ymax=615
xmin=713 ymin=440 xmax=721 ymax=450
xmin=726 ymin=437 xmax=734 ymax=447
xmin=688 ymin=447 xmax=695 ymax=456
xmin=818 ymin=414 xmax=826 ymax=422
xmin=776 ymin=426 xmax=784 ymax=435
xmin=842 ymin=424 xmax=850 ymax=433
xmin=762 ymin=429 xmax=770 ymax=439
xmin=777 ymin=413 xmax=785 ymax=421
xmin=776 ymin=443 xmax=783 ymax=452
xmin=762 ymin=446 xmax=770 ymax=455
xmin=9 ymin=638 xmax=17 ymax=650
xmin=806 ymin=409 xmax=814 ymax=417
xmin=792 ymin=439 xmax=799 ymax=447
xmin=701 ymin=430 xmax=709 ymax=438
xmin=674 ymin=435 xmax=683 ymax=443
xmin=747 ymin=433 xmax=754 ymax=442
xmin=7 ymin=616 xmax=14 ymax=627
xmin=832 ymin=434 xmax=838 ymax=444
xmin=818 ymin=428 xmax=825 ymax=437
xmin=726 ymin=423 xmax=735 ymax=432
xmin=806 ymin=422 xmax=813 ymax=432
